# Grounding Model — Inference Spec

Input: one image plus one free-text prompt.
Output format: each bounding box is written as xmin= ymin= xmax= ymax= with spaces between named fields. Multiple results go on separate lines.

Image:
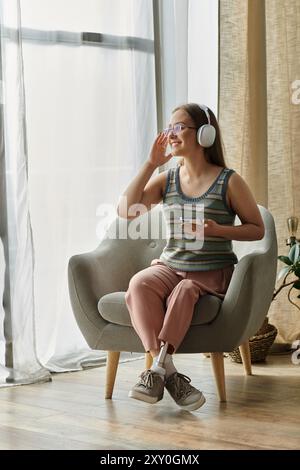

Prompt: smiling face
xmin=167 ymin=109 xmax=198 ymax=156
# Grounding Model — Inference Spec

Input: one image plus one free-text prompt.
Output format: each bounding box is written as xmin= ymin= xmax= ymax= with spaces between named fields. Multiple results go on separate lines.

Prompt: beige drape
xmin=218 ymin=0 xmax=300 ymax=343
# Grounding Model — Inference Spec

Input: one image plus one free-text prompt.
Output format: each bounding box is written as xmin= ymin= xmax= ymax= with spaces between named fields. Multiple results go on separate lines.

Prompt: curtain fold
xmin=219 ymin=0 xmax=300 ymax=343
xmin=0 ymin=0 xmax=51 ymax=385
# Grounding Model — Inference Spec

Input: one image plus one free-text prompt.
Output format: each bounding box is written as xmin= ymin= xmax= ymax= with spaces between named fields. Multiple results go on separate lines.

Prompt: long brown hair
xmin=171 ymin=103 xmax=227 ymax=168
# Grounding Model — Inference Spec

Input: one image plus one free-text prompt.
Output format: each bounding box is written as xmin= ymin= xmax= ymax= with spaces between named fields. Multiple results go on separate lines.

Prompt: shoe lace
xmin=138 ymin=369 xmax=155 ymax=389
xmin=171 ymin=373 xmax=194 ymax=400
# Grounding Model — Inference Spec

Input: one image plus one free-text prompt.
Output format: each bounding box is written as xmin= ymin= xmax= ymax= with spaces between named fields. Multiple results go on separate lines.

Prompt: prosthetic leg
xmin=156 ymin=341 xmax=169 ymax=368
xmin=151 ymin=341 xmax=169 ymax=377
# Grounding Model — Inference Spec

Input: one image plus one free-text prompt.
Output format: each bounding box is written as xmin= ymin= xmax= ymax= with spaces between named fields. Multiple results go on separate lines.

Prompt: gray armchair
xmin=68 ymin=204 xmax=278 ymax=402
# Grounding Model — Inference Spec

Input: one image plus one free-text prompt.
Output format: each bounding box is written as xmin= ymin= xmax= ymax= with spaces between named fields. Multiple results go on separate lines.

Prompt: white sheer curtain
xmin=0 ymin=0 xmax=218 ymax=383
xmin=20 ymin=0 xmax=157 ymax=370
xmin=0 ymin=0 xmax=50 ymax=385
xmin=0 ymin=0 xmax=157 ymax=378
xmin=156 ymin=0 xmax=218 ymax=166
xmin=188 ymin=0 xmax=218 ymax=111
xmin=167 ymin=0 xmax=218 ymax=118
xmin=154 ymin=0 xmax=218 ymax=170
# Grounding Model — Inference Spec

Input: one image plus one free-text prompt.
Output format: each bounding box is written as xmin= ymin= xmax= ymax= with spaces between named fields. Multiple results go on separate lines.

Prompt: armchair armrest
xmin=219 ymin=250 xmax=276 ymax=347
xmin=68 ymin=237 xmax=138 ymax=347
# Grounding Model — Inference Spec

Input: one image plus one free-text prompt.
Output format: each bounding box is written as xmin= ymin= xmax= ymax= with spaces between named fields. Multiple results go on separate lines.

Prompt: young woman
xmin=118 ymin=103 xmax=264 ymax=411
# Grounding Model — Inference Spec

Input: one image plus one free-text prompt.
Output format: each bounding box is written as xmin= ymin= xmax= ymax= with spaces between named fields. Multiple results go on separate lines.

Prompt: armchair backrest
xmin=105 ymin=205 xmax=167 ymax=273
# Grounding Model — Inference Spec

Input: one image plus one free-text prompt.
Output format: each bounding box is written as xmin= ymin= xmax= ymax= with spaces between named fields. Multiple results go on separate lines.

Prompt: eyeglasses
xmin=163 ymin=124 xmax=197 ymax=136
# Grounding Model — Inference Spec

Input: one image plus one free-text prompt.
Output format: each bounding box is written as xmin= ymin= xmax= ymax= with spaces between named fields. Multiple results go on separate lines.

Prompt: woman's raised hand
xmin=148 ymin=132 xmax=173 ymax=168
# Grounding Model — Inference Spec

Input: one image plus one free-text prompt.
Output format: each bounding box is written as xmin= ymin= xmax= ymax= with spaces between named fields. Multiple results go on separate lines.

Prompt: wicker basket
xmin=229 ymin=320 xmax=278 ymax=363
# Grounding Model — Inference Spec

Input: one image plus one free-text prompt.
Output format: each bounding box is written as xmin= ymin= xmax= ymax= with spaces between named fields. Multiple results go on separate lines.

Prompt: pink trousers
xmin=125 ymin=259 xmax=234 ymax=352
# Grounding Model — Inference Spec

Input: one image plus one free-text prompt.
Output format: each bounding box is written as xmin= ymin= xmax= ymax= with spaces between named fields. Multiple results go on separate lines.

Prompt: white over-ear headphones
xmin=197 ymin=104 xmax=216 ymax=148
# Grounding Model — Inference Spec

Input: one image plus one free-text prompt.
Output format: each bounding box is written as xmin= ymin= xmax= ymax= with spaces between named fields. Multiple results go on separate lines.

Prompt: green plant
xmin=273 ymin=242 xmax=300 ymax=311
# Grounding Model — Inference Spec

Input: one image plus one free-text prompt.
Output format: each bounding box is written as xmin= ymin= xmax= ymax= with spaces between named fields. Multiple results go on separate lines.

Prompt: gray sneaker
xmin=165 ymin=372 xmax=206 ymax=411
xmin=129 ymin=369 xmax=165 ymax=404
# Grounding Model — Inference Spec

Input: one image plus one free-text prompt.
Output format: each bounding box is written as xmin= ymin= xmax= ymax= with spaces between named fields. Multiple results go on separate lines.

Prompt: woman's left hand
xmin=182 ymin=218 xmax=221 ymax=239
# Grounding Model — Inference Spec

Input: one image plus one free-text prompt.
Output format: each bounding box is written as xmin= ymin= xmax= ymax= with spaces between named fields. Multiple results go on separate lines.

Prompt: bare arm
xmin=117 ymin=132 xmax=173 ymax=219
xmin=215 ymin=172 xmax=265 ymax=241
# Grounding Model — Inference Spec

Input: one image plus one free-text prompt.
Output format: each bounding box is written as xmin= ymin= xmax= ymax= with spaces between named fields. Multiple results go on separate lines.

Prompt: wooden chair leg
xmin=145 ymin=352 xmax=153 ymax=370
xmin=105 ymin=351 xmax=120 ymax=399
xmin=239 ymin=341 xmax=252 ymax=375
xmin=210 ymin=352 xmax=226 ymax=402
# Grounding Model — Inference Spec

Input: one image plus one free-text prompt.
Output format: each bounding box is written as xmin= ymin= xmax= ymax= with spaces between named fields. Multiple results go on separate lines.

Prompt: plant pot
xmin=229 ymin=318 xmax=278 ymax=363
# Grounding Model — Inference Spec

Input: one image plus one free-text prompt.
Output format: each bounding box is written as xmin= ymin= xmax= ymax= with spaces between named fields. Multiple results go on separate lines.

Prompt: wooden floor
xmin=0 ymin=353 xmax=299 ymax=450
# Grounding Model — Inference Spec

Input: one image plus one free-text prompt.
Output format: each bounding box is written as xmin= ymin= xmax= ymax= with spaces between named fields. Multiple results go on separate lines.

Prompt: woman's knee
xmin=176 ymin=279 xmax=200 ymax=298
xmin=127 ymin=270 xmax=152 ymax=294
xmin=177 ymin=279 xmax=194 ymax=290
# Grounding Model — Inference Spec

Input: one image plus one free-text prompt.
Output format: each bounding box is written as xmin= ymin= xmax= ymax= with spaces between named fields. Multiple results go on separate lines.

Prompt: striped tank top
xmin=159 ymin=165 xmax=238 ymax=271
